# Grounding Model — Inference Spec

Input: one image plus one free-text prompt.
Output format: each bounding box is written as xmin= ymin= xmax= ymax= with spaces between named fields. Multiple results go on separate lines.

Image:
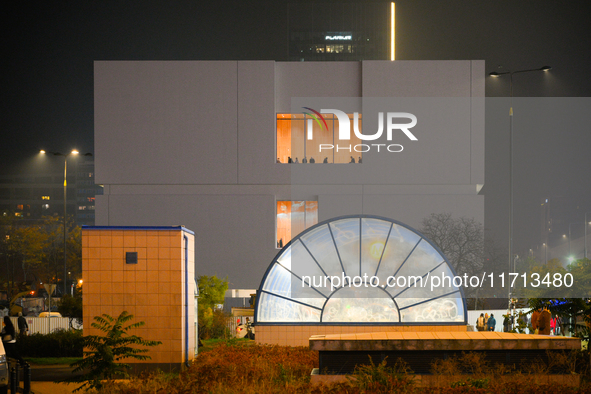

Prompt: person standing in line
xmin=476 ymin=313 xmax=485 ymax=331
xmin=2 ymin=316 xmax=25 ymax=364
xmin=17 ymin=312 xmax=28 ymax=336
xmin=487 ymin=314 xmax=496 ymax=331
xmin=531 ymin=307 xmax=541 ymax=334
xmin=537 ymin=305 xmax=552 ymax=335
xmin=503 ymin=314 xmax=511 ymax=332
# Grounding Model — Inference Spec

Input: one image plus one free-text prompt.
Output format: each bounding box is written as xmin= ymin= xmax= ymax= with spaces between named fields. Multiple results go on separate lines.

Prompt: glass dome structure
xmin=255 ymin=215 xmax=466 ymax=324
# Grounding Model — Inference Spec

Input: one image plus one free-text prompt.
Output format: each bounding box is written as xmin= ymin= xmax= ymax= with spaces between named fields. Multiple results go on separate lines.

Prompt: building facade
xmin=94 ymin=60 xmax=484 ymax=289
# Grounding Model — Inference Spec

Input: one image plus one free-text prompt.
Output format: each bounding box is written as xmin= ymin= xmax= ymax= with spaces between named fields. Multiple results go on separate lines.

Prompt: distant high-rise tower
xmin=288 ymin=3 xmax=391 ymax=61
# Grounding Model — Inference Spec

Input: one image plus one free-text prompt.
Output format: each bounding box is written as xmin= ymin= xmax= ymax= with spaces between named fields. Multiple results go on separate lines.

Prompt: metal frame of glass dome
xmin=255 ymin=214 xmax=467 ymax=325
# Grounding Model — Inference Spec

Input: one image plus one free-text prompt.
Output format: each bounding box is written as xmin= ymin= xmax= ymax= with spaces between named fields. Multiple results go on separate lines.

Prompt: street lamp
xmin=569 ymin=222 xmax=584 ymax=259
xmin=488 ymin=66 xmax=551 ymax=311
xmin=585 ymin=212 xmax=591 ymax=259
xmin=40 ymin=149 xmax=92 ymax=295
xmin=543 ymin=243 xmax=547 ymax=265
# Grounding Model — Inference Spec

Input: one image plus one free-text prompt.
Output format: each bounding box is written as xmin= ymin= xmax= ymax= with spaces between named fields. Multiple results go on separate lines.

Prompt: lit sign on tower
xmin=325 ymin=33 xmax=352 ymax=41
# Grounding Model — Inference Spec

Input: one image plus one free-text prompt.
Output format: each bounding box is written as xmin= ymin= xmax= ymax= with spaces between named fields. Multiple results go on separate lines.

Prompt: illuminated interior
xmin=276 ymin=201 xmax=318 ymax=248
xmin=257 ymin=215 xmax=466 ymax=324
xmin=277 ymin=114 xmax=363 ymax=164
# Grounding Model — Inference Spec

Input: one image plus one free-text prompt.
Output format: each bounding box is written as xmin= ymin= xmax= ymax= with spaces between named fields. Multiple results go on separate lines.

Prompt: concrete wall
xmin=94 ymin=60 xmax=484 ymax=289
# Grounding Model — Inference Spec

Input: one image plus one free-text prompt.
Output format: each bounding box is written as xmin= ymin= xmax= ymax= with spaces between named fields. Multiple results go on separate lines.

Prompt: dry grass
xmin=93 ymin=343 xmax=591 ymax=394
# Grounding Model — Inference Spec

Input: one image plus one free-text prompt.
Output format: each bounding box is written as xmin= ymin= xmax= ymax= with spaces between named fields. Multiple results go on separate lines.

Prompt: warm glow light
xmin=71 ymin=150 xmax=80 ymax=155
xmin=370 ymin=242 xmax=385 ymax=259
xmin=390 ymin=2 xmax=395 ymax=61
xmin=40 ymin=150 xmax=46 ymax=154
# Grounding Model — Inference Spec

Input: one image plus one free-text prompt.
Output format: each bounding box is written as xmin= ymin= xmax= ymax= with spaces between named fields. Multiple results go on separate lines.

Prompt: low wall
xmin=255 ymin=325 xmax=467 ymax=347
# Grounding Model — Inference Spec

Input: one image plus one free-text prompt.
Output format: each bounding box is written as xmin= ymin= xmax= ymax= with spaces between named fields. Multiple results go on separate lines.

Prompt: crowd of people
xmin=476 ymin=312 xmax=497 ymax=331
xmin=528 ymin=305 xmax=562 ymax=335
xmin=476 ymin=305 xmax=562 ymax=335
xmin=277 ymin=156 xmax=362 ymax=164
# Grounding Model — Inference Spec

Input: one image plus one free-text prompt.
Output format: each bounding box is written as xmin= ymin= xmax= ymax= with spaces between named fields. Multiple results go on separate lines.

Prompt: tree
xmin=197 ymin=275 xmax=229 ymax=339
xmin=8 ymin=224 xmax=47 ymax=281
xmin=40 ymin=215 xmax=82 ymax=288
xmin=64 ymin=311 xmax=161 ymax=392
xmin=420 ymin=213 xmax=484 ymax=296
xmin=1 ymin=215 xmax=82 ymax=291
xmin=57 ymin=293 xmax=83 ymax=329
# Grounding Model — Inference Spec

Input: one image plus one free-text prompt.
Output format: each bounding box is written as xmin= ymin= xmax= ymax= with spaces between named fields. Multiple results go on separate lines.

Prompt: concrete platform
xmin=310 ymin=331 xmax=581 ymax=375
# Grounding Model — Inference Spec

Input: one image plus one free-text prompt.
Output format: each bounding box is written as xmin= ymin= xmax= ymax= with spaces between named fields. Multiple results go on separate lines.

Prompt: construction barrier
xmin=9 ymin=316 xmax=80 ymax=335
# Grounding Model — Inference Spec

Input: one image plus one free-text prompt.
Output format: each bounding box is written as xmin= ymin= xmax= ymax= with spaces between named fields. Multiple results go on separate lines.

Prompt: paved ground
xmin=9 ymin=364 xmax=80 ymax=394
xmin=28 ymin=381 xmax=76 ymax=394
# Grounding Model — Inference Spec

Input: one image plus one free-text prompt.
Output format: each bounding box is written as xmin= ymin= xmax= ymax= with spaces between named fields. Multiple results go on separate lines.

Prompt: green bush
xmin=65 ymin=311 xmax=161 ymax=393
xmin=17 ymin=329 xmax=83 ymax=358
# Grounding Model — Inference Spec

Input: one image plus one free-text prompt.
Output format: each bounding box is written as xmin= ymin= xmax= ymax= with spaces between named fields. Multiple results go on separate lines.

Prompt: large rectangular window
xmin=276 ymin=200 xmax=318 ymax=248
xmin=277 ymin=113 xmax=363 ymax=164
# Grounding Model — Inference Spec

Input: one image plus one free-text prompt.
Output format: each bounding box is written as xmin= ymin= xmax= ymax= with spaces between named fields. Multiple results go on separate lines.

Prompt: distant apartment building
xmin=0 ymin=158 xmax=102 ymax=226
xmin=288 ymin=2 xmax=392 ymax=61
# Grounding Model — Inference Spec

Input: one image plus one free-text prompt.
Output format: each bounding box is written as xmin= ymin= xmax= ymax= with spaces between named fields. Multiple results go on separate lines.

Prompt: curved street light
xmin=40 ymin=150 xmax=92 ymax=295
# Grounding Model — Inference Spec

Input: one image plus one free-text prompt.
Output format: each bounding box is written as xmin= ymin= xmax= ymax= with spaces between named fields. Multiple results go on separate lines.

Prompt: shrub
xmin=18 ymin=329 xmax=83 ymax=358
xmin=349 ymin=356 xmax=415 ymax=393
xmin=63 ymin=311 xmax=161 ymax=392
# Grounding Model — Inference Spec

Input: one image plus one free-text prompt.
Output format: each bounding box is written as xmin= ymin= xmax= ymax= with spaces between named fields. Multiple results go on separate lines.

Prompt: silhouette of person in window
xmin=358 ymin=156 xmax=362 ymax=163
xmin=309 ymin=157 xmax=315 ymax=163
xmin=294 ymin=157 xmax=299 ymax=163
xmin=276 ymin=158 xmax=281 ymax=163
xmin=302 ymin=156 xmax=307 ymax=163
xmin=288 ymin=157 xmax=292 ymax=163
xmin=349 ymin=156 xmax=355 ymax=163
xmin=323 ymin=157 xmax=328 ymax=163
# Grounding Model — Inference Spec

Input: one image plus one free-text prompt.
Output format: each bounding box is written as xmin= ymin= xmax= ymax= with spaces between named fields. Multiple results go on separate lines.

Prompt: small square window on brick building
xmin=126 ymin=251 xmax=138 ymax=264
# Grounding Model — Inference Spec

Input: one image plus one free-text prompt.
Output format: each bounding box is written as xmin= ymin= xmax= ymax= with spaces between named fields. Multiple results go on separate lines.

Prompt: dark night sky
xmin=3 ymin=1 xmax=591 ymax=258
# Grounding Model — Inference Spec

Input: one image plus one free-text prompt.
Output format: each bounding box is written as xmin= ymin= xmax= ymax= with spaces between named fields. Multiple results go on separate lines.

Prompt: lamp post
xmin=543 ymin=243 xmax=547 ymax=265
xmin=488 ymin=65 xmax=551 ymax=312
xmin=41 ymin=150 xmax=92 ymax=295
xmin=585 ymin=212 xmax=591 ymax=259
xmin=569 ymin=222 xmax=584 ymax=260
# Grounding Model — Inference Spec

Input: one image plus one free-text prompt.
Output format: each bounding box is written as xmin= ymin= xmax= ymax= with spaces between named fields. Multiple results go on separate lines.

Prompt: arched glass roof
xmin=255 ymin=215 xmax=466 ymax=324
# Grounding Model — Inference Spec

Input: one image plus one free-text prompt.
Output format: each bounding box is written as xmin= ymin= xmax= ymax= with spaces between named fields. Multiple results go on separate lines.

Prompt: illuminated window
xmin=15 ymin=212 xmax=22 ymax=217
xmin=276 ymin=201 xmax=318 ymax=248
xmin=16 ymin=205 xmax=24 ymax=211
xmin=42 ymin=196 xmax=50 ymax=200
xmin=276 ymin=113 xmax=362 ymax=164
xmin=42 ymin=204 xmax=49 ymax=210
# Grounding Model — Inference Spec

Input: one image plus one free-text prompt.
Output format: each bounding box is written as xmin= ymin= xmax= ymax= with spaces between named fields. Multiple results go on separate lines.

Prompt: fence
xmin=10 ymin=316 xmax=80 ymax=335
